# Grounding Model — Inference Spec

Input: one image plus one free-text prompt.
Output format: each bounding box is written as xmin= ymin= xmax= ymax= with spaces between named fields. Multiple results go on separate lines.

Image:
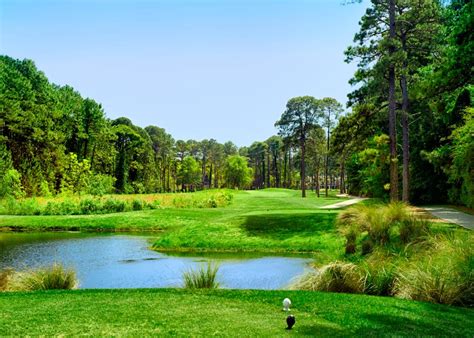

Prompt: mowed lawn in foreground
xmin=0 ymin=289 xmax=472 ymax=336
xmin=0 ymin=189 xmax=345 ymax=255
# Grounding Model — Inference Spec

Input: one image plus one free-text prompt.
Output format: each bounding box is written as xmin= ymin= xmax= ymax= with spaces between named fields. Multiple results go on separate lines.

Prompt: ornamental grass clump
xmin=290 ymin=262 xmax=364 ymax=294
xmin=183 ymin=262 xmax=220 ymax=289
xmin=337 ymin=202 xmax=419 ymax=253
xmin=9 ymin=264 xmax=77 ymax=291
xmin=395 ymin=233 xmax=473 ymax=306
xmin=399 ymin=216 xmax=429 ymax=243
xmin=361 ymin=251 xmax=397 ymax=296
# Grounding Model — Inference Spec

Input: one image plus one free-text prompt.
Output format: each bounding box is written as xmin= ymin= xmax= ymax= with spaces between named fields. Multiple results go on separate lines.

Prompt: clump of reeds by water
xmin=8 ymin=263 xmax=77 ymax=291
xmin=183 ymin=262 xmax=220 ymax=289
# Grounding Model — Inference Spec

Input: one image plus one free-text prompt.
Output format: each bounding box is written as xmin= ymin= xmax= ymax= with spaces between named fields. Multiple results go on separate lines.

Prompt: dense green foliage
xmin=337 ymin=0 xmax=473 ymax=206
xmin=0 ymin=289 xmax=472 ymax=336
xmin=0 ymin=55 xmax=344 ymax=198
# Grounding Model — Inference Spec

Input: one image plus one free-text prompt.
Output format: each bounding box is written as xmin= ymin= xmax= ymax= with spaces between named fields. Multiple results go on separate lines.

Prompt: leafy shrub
xmin=0 ymin=169 xmax=25 ymax=198
xmin=290 ymin=262 xmax=364 ymax=293
xmin=183 ymin=262 xmax=220 ymax=289
xmin=39 ymin=180 xmax=52 ymax=197
xmin=0 ymin=197 xmax=42 ymax=215
xmin=79 ymin=198 xmax=102 ymax=214
xmin=102 ymin=198 xmax=127 ymax=213
xmin=9 ymin=264 xmax=77 ymax=291
xmin=43 ymin=200 xmax=78 ymax=215
xmin=395 ymin=234 xmax=473 ymax=306
xmin=132 ymin=199 xmax=144 ymax=211
xmin=88 ymin=174 xmax=115 ymax=196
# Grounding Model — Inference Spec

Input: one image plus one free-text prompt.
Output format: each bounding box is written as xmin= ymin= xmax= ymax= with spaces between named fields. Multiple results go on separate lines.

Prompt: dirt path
xmin=319 ymin=197 xmax=366 ymax=210
xmin=422 ymin=206 xmax=474 ymax=230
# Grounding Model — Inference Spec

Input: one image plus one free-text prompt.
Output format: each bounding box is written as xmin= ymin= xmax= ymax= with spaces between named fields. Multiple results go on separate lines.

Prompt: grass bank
xmin=0 ymin=289 xmax=472 ymax=336
xmin=0 ymin=189 xmax=346 ymax=255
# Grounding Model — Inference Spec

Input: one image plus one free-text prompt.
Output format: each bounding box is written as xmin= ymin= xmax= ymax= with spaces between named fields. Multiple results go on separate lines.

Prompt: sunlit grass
xmin=0 ymin=289 xmax=472 ymax=336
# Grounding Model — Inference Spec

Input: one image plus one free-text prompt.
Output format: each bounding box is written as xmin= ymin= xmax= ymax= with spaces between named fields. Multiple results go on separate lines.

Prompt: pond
xmin=0 ymin=232 xmax=314 ymax=290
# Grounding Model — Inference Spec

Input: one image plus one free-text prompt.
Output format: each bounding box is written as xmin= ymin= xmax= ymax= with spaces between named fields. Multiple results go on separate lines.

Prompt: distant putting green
xmin=0 ymin=289 xmax=472 ymax=336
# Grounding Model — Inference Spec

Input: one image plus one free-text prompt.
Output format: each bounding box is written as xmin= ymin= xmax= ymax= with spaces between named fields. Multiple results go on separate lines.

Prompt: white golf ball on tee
xmin=283 ymin=298 xmax=291 ymax=311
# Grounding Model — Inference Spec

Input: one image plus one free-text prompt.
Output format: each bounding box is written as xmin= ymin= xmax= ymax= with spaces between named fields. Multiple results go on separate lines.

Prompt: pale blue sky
xmin=1 ymin=0 xmax=368 ymax=146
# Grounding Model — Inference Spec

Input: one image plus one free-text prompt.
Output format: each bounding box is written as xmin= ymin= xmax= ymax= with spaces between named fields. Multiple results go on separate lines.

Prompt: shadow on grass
xmin=356 ymin=312 xmax=470 ymax=336
xmin=296 ymin=324 xmax=347 ymax=336
xmin=241 ymin=213 xmax=337 ymax=239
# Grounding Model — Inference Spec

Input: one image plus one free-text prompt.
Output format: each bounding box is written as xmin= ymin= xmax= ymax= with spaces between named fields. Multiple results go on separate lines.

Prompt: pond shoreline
xmin=1 ymin=232 xmax=315 ymax=290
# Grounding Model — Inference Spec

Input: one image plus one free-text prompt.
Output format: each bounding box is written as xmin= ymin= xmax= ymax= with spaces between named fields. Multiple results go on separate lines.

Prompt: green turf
xmin=0 ymin=189 xmax=346 ymax=255
xmin=0 ymin=289 xmax=472 ymax=336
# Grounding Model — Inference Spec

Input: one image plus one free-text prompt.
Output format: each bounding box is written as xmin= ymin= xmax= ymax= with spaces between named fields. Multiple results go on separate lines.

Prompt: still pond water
xmin=0 ymin=232 xmax=314 ymax=290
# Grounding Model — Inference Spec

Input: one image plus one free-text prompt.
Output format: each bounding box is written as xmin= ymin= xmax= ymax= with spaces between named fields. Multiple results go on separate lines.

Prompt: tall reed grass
xmin=337 ymin=202 xmax=428 ymax=253
xmin=183 ymin=262 xmax=220 ymax=289
xmin=8 ymin=264 xmax=77 ymax=291
xmin=290 ymin=262 xmax=364 ymax=294
xmin=395 ymin=233 xmax=473 ymax=306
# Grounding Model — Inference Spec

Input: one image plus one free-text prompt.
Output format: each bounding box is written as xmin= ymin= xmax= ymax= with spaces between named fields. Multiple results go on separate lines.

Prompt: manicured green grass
xmin=0 ymin=189 xmax=346 ymax=255
xmin=0 ymin=289 xmax=472 ymax=336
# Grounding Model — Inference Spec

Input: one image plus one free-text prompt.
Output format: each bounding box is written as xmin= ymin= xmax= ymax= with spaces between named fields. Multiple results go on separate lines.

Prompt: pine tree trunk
xmin=388 ymin=0 xmax=399 ymax=202
xmin=267 ymin=152 xmax=271 ymax=188
xmin=325 ymin=119 xmax=330 ymax=197
xmin=316 ymin=159 xmax=320 ymax=198
xmin=300 ymin=139 xmax=306 ymax=198
xmin=401 ymin=35 xmax=410 ymax=203
xmin=209 ymin=163 xmax=213 ymax=189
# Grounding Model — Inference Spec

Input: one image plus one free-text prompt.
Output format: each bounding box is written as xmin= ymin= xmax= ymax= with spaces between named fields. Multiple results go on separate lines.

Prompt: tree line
xmin=0 ymin=55 xmax=343 ymax=198
xmin=333 ymin=0 xmax=473 ymax=207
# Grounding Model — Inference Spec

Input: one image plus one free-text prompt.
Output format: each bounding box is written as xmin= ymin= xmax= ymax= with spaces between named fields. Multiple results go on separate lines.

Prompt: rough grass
xmin=0 ymin=289 xmax=472 ymax=336
xmin=183 ymin=262 xmax=220 ymax=289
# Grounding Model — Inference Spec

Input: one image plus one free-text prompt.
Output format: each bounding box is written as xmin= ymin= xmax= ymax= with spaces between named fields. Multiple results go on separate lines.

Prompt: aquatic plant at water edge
xmin=8 ymin=264 xmax=77 ymax=291
xmin=183 ymin=262 xmax=220 ymax=289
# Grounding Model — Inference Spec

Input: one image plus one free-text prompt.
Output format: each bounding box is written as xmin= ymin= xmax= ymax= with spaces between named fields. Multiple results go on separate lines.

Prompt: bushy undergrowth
xmin=6 ymin=264 xmax=77 ymax=291
xmin=0 ymin=191 xmax=233 ymax=215
xmin=183 ymin=262 xmax=220 ymax=289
